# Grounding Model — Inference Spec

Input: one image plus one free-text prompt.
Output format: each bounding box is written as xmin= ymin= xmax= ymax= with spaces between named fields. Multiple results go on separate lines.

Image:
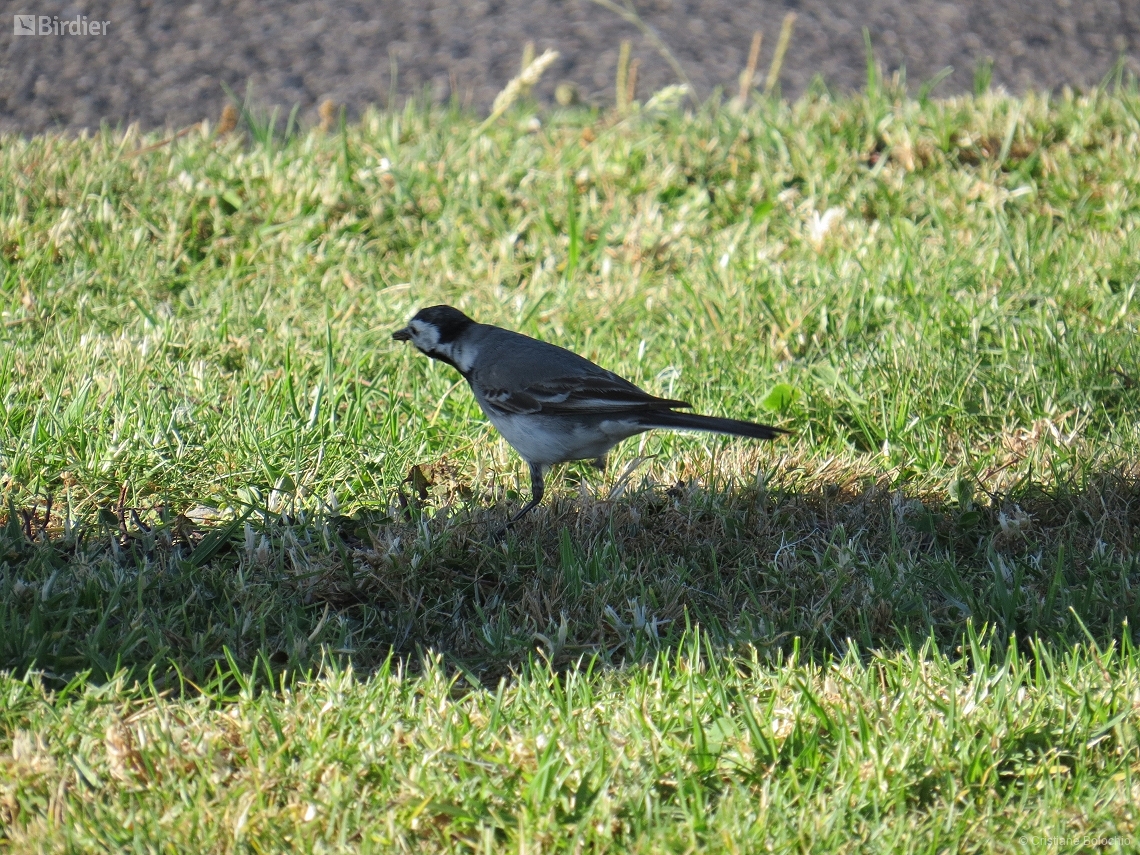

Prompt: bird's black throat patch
xmin=425 ymin=348 xmax=466 ymax=377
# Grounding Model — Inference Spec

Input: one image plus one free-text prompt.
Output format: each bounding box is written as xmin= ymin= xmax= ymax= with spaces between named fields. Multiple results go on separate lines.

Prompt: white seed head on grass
xmin=492 ymin=48 xmax=559 ymax=115
xmin=644 ymin=84 xmax=689 ymax=114
xmin=478 ymin=49 xmax=559 ymax=134
xmin=808 ymin=207 xmax=844 ymax=250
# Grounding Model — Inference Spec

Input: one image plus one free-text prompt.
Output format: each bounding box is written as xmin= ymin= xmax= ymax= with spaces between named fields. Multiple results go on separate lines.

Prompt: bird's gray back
xmin=468 ymin=324 xmax=637 ymax=390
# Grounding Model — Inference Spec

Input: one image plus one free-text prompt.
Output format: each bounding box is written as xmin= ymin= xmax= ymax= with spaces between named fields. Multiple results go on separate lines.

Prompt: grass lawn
xmin=1 ymin=72 xmax=1139 ymax=850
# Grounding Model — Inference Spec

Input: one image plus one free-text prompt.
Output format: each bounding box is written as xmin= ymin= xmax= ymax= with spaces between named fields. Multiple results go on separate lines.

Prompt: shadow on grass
xmin=2 ymin=466 xmax=1137 ymax=691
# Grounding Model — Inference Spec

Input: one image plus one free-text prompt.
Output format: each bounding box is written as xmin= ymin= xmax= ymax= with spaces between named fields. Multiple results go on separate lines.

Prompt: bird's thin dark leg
xmin=493 ymin=463 xmax=546 ymax=539
xmin=508 ymin=461 xmax=546 ymax=524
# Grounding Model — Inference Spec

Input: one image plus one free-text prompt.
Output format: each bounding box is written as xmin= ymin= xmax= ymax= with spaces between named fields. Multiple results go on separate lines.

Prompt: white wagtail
xmin=393 ymin=305 xmax=788 ymax=524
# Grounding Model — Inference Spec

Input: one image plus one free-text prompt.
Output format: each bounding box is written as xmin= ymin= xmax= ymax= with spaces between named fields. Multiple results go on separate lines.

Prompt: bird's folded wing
xmin=481 ymin=374 xmax=691 ymax=415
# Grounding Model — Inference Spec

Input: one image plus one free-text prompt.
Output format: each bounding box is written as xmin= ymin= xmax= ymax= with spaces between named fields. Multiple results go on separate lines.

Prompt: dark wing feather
xmin=480 ymin=387 xmax=542 ymax=414
xmin=481 ymin=372 xmax=691 ymax=416
xmin=471 ymin=327 xmax=691 ymax=416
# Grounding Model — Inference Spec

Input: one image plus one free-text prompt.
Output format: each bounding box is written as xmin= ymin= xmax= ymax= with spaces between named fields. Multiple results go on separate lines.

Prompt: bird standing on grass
xmin=393 ymin=305 xmax=788 ymax=526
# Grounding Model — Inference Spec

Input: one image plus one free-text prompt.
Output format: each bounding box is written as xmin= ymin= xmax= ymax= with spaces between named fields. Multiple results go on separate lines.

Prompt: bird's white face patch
xmin=406 ymin=319 xmax=441 ymax=352
xmin=406 ymin=319 xmax=475 ymax=373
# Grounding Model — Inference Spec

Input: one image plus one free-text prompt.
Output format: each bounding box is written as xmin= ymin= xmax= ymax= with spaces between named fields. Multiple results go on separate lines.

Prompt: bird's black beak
xmin=392 ymin=327 xmax=411 ymax=342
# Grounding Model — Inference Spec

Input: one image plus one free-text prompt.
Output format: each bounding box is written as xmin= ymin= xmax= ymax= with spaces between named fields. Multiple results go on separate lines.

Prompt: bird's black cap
xmin=392 ymin=304 xmax=475 ymax=342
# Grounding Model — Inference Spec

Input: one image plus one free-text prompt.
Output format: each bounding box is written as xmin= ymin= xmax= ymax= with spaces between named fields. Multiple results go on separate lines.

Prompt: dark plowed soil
xmin=2 ymin=0 xmax=1138 ymax=135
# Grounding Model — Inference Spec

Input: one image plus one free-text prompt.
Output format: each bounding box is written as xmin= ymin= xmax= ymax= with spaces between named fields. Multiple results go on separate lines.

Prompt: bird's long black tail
xmin=640 ymin=409 xmax=789 ymax=440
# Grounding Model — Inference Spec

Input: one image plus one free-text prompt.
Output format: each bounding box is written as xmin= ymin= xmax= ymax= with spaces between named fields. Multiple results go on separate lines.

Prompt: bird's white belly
xmin=482 ymin=409 xmax=641 ymax=464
